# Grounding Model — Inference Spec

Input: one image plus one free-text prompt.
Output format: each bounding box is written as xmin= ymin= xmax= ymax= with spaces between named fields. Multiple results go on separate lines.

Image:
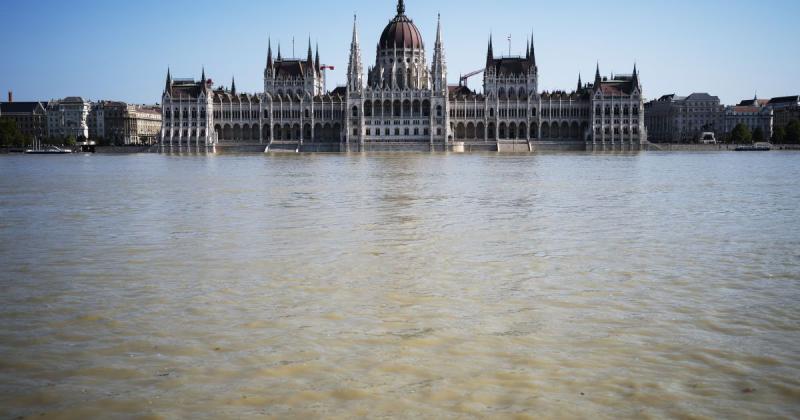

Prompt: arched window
xmin=200 ymin=108 xmax=206 ymax=118
xmin=436 ymin=105 xmax=442 ymax=117
xmin=489 ymin=108 xmax=495 ymax=117
xmin=351 ymin=106 xmax=358 ymax=117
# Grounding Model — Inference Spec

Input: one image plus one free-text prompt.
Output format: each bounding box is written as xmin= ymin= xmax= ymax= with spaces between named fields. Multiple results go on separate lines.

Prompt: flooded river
xmin=1 ymin=152 xmax=799 ymax=418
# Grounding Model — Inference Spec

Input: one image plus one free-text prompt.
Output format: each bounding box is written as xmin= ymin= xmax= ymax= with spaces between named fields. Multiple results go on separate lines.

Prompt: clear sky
xmin=1 ymin=0 xmax=797 ymax=105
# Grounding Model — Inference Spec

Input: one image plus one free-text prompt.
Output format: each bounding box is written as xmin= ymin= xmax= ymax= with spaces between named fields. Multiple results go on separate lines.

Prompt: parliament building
xmin=160 ymin=0 xmax=646 ymax=152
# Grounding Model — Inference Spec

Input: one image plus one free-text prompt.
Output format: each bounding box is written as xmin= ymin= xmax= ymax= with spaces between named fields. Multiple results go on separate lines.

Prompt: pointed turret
xmin=432 ymin=13 xmax=447 ymax=93
xmin=594 ymin=62 xmax=601 ymax=88
xmin=315 ymin=43 xmax=320 ymax=75
xmin=231 ymin=77 xmax=236 ymax=95
xmin=525 ymin=40 xmax=530 ymax=61
xmin=486 ymin=34 xmax=494 ymax=68
xmin=347 ymin=14 xmax=363 ymax=91
xmin=201 ymin=67 xmax=208 ymax=92
xmin=578 ymin=73 xmax=582 ymax=91
xmin=266 ymin=38 xmax=273 ymax=70
xmin=631 ymin=63 xmax=639 ymax=89
xmin=277 ymin=43 xmax=282 ymax=61
xmin=165 ymin=68 xmax=172 ymax=94
xmin=529 ymin=34 xmax=536 ymax=67
xmin=397 ymin=0 xmax=405 ymax=15
xmin=306 ymin=38 xmax=313 ymax=69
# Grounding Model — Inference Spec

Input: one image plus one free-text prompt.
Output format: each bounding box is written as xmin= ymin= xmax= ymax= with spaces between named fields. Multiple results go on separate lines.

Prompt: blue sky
xmin=0 ymin=0 xmax=797 ymax=105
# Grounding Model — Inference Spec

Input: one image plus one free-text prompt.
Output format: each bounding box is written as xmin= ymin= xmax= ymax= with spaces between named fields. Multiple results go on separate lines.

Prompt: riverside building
xmin=160 ymin=0 xmax=646 ymax=152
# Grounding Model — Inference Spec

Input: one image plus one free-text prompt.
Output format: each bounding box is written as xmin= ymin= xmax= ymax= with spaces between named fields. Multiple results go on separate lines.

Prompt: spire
xmin=351 ymin=14 xmax=359 ymax=45
xmin=397 ymin=0 xmax=405 ymax=15
xmin=306 ymin=38 xmax=313 ymax=66
xmin=432 ymin=12 xmax=447 ymax=93
xmin=435 ymin=13 xmax=442 ymax=45
xmin=315 ymin=43 xmax=320 ymax=74
xmin=231 ymin=77 xmax=236 ymax=95
xmin=347 ymin=14 xmax=363 ymax=91
xmin=578 ymin=73 xmax=582 ymax=91
xmin=201 ymin=67 xmax=207 ymax=92
xmin=525 ymin=40 xmax=530 ymax=60
xmin=632 ymin=63 xmax=639 ymax=88
xmin=529 ymin=33 xmax=536 ymax=66
xmin=165 ymin=68 xmax=172 ymax=94
xmin=277 ymin=43 xmax=282 ymax=60
xmin=267 ymin=38 xmax=273 ymax=70
xmin=486 ymin=34 xmax=494 ymax=68
xmin=594 ymin=62 xmax=602 ymax=89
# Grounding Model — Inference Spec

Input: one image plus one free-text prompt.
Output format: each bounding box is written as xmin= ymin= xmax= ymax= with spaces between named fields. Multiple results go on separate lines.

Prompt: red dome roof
xmin=378 ymin=12 xmax=423 ymax=50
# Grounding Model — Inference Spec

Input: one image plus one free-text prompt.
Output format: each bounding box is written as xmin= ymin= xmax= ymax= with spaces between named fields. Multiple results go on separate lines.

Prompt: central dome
xmin=378 ymin=0 xmax=424 ymax=50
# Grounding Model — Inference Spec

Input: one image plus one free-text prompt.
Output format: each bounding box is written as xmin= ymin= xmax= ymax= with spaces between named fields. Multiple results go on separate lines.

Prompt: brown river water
xmin=1 ymin=152 xmax=799 ymax=418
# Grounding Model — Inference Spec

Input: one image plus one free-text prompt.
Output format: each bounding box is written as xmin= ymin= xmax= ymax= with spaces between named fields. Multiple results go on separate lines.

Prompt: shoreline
xmin=2 ymin=144 xmax=799 ymax=155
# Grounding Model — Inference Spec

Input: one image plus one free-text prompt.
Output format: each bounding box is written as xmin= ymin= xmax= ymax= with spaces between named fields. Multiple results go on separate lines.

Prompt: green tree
xmin=786 ymin=119 xmax=800 ymax=144
xmin=0 ymin=119 xmax=24 ymax=147
xmin=752 ymin=127 xmax=765 ymax=142
xmin=64 ymin=135 xmax=77 ymax=147
xmin=772 ymin=126 xmax=787 ymax=143
xmin=730 ymin=123 xmax=752 ymax=144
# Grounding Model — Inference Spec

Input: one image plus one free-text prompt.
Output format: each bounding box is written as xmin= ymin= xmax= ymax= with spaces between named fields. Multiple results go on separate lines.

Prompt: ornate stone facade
xmin=160 ymin=0 xmax=646 ymax=152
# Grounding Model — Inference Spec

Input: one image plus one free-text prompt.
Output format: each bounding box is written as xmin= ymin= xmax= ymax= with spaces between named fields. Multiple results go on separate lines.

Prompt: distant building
xmin=0 ymin=94 xmax=48 ymax=141
xmin=90 ymin=101 xmax=127 ymax=143
xmin=125 ymin=105 xmax=161 ymax=144
xmin=767 ymin=95 xmax=800 ymax=132
xmin=47 ymin=97 xmax=91 ymax=140
xmin=644 ymin=93 xmax=723 ymax=142
xmin=723 ymin=103 xmax=772 ymax=139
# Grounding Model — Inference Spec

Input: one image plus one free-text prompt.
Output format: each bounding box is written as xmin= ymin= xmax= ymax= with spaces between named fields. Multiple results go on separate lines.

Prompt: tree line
xmin=0 ymin=119 xmax=87 ymax=148
xmin=725 ymin=119 xmax=800 ymax=144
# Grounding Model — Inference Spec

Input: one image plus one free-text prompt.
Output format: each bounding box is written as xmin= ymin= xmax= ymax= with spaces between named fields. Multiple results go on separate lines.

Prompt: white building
xmin=724 ymin=104 xmax=773 ymax=139
xmin=47 ymin=97 xmax=91 ymax=140
xmin=160 ymin=0 xmax=646 ymax=152
xmin=644 ymin=93 xmax=725 ymax=142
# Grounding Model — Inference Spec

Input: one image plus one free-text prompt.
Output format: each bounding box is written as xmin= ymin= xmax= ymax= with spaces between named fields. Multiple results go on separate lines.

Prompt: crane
xmin=459 ymin=68 xmax=485 ymax=88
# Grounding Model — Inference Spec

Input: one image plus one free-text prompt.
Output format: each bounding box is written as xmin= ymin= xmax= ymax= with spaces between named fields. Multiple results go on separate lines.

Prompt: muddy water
xmin=1 ymin=152 xmax=799 ymax=418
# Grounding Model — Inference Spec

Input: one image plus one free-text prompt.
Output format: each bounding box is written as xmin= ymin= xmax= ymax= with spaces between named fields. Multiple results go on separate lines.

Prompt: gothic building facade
xmin=160 ymin=0 xmax=646 ymax=152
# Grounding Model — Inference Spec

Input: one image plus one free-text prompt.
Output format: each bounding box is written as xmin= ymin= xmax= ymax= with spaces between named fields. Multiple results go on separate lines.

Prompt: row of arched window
xmin=359 ymin=100 xmax=436 ymax=118
xmin=595 ymin=105 xmax=640 ymax=116
xmin=166 ymin=129 xmax=207 ymax=139
xmin=164 ymin=107 xmax=206 ymax=120
xmin=450 ymin=121 xmax=590 ymax=140
xmin=210 ymin=123 xmax=343 ymax=143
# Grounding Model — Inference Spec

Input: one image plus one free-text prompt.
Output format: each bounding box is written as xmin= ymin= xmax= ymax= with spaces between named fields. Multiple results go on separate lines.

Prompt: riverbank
xmin=4 ymin=143 xmax=800 ymax=154
xmin=645 ymin=143 xmax=800 ymax=151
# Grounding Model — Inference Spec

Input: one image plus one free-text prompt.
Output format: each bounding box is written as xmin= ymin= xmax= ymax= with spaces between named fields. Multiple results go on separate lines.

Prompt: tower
xmin=483 ymin=34 xmax=497 ymax=96
xmin=431 ymin=14 xmax=447 ymax=94
xmin=164 ymin=68 xmax=172 ymax=95
xmin=347 ymin=15 xmax=363 ymax=92
xmin=594 ymin=63 xmax=602 ymax=89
